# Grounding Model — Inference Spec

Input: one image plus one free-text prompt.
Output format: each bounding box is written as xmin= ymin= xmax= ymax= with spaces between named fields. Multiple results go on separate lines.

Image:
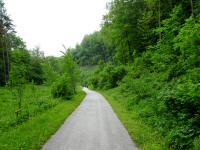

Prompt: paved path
xmin=42 ymin=88 xmax=138 ymax=150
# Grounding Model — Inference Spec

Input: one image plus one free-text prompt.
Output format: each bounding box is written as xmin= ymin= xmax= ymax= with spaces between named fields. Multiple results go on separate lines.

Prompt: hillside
xmin=72 ymin=0 xmax=200 ymax=149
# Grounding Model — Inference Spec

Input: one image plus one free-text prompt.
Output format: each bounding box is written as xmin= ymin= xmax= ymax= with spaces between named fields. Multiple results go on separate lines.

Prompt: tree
xmin=9 ymin=49 xmax=30 ymax=116
xmin=72 ymin=32 xmax=109 ymax=66
xmin=102 ymin=0 xmax=146 ymax=63
xmin=51 ymin=47 xmax=80 ymax=99
xmin=0 ymin=0 xmax=15 ymax=86
xmin=62 ymin=48 xmax=79 ymax=93
xmin=42 ymin=56 xmax=61 ymax=84
xmin=28 ymin=47 xmax=45 ymax=84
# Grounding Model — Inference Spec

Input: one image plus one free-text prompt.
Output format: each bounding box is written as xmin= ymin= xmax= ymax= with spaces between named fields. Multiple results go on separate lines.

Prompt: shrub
xmin=89 ymin=75 xmax=100 ymax=89
xmin=160 ymin=81 xmax=200 ymax=149
xmin=185 ymin=68 xmax=200 ymax=83
xmin=167 ymin=126 xmax=195 ymax=150
xmin=51 ymin=74 xmax=74 ymax=99
xmin=193 ymin=136 xmax=200 ymax=150
xmin=89 ymin=63 xmax=127 ymax=89
xmin=109 ymin=65 xmax=127 ymax=88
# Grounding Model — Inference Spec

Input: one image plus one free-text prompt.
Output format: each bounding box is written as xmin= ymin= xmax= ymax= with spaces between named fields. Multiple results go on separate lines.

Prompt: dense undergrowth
xmin=88 ymin=59 xmax=200 ymax=149
xmin=88 ymin=57 xmax=200 ymax=149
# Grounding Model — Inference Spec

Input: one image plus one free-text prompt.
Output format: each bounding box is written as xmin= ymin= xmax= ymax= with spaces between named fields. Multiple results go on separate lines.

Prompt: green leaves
xmin=103 ymin=0 xmax=146 ymax=63
xmin=51 ymin=51 xmax=80 ymax=99
xmin=51 ymin=74 xmax=74 ymax=99
xmin=174 ymin=17 xmax=200 ymax=65
xmin=9 ymin=49 xmax=30 ymax=86
xmin=89 ymin=64 xmax=127 ymax=89
xmin=72 ymin=31 xmax=109 ymax=65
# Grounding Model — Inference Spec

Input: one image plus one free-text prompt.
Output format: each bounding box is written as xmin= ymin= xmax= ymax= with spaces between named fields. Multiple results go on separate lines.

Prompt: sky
xmin=4 ymin=0 xmax=109 ymax=56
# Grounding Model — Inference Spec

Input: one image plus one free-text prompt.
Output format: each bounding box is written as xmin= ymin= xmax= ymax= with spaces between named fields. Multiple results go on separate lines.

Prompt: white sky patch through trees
xmin=4 ymin=0 xmax=109 ymax=56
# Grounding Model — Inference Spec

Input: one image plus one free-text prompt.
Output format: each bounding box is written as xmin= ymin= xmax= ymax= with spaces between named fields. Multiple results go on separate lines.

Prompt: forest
xmin=72 ymin=0 xmax=200 ymax=149
xmin=1 ymin=0 xmax=200 ymax=149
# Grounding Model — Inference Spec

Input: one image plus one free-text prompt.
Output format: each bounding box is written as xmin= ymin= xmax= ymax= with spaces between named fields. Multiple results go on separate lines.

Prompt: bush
xmin=90 ymin=75 xmax=100 ymax=89
xmin=51 ymin=74 xmax=74 ymax=99
xmin=109 ymin=65 xmax=127 ymax=88
xmin=89 ymin=63 xmax=127 ymax=89
xmin=159 ymin=81 xmax=200 ymax=149
xmin=167 ymin=126 xmax=196 ymax=150
xmin=194 ymin=136 xmax=200 ymax=150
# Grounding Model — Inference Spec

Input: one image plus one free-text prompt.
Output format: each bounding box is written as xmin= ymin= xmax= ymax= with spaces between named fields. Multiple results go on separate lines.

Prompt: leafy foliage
xmin=72 ymin=32 xmax=110 ymax=66
xmin=51 ymin=50 xmax=79 ymax=99
xmin=74 ymin=0 xmax=200 ymax=149
xmin=90 ymin=63 xmax=127 ymax=89
xmin=51 ymin=74 xmax=74 ymax=99
xmin=1 ymin=0 xmax=200 ymax=148
xmin=28 ymin=47 xmax=45 ymax=84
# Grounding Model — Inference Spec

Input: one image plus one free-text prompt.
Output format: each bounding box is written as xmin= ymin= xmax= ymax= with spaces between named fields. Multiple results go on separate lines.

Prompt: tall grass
xmin=0 ymin=85 xmax=58 ymax=133
xmin=0 ymin=85 xmax=86 ymax=150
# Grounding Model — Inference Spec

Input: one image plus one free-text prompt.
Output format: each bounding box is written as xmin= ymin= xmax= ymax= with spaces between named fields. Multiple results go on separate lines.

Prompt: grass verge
xmin=0 ymin=88 xmax=86 ymax=150
xmin=100 ymin=89 xmax=167 ymax=150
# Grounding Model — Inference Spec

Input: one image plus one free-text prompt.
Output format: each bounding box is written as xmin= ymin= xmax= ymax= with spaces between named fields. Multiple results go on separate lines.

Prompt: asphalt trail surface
xmin=42 ymin=88 xmax=138 ymax=150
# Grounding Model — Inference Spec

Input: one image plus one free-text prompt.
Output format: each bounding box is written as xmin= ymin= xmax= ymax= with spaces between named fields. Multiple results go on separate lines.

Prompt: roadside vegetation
xmin=0 ymin=87 xmax=85 ymax=150
xmin=0 ymin=85 xmax=58 ymax=133
xmin=72 ymin=0 xmax=200 ymax=149
xmin=0 ymin=0 xmax=84 ymax=149
xmin=1 ymin=0 xmax=200 ymax=149
xmin=101 ymin=89 xmax=166 ymax=150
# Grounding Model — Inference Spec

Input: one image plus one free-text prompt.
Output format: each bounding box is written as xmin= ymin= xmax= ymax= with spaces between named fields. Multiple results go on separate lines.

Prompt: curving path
xmin=42 ymin=88 xmax=138 ymax=150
